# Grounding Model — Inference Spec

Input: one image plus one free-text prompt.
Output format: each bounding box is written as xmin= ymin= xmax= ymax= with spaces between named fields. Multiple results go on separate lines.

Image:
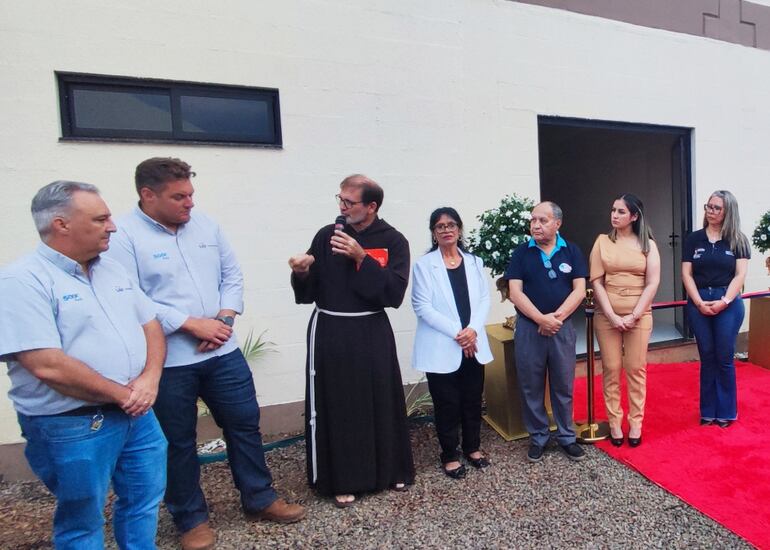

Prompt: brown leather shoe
xmin=249 ymin=498 xmax=307 ymax=524
xmin=180 ymin=522 xmax=216 ymax=550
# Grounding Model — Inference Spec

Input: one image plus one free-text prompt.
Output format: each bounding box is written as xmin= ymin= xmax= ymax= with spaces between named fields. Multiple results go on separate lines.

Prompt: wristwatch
xmin=216 ymin=315 xmax=235 ymax=327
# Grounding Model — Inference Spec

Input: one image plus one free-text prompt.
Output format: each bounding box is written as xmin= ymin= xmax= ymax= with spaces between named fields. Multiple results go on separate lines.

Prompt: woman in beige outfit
xmin=590 ymin=194 xmax=660 ymax=447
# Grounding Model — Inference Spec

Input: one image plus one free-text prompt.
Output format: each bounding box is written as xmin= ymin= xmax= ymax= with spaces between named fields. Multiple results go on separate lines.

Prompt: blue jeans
xmin=685 ymin=287 xmax=744 ymax=421
xmin=153 ymin=349 xmax=276 ymax=532
xmin=18 ymin=408 xmax=167 ymax=550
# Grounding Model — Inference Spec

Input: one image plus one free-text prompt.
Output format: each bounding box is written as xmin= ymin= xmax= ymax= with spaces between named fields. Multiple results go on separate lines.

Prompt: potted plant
xmin=752 ymin=209 xmax=770 ymax=276
xmin=468 ymin=193 xmax=535 ymax=314
xmin=467 ymin=194 xmax=537 ymax=440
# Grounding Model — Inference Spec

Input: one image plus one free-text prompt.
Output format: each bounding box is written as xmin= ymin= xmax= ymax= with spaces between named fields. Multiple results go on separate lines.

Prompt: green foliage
xmin=467 ymin=194 xmax=535 ymax=277
xmin=752 ymin=210 xmax=770 ymax=254
xmin=197 ymin=329 xmax=275 ymax=417
xmin=240 ymin=329 xmax=276 ymax=363
xmin=405 ymin=376 xmax=433 ymax=417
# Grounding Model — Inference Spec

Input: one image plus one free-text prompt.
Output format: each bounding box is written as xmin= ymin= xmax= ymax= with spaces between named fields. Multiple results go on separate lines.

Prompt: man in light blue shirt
xmin=0 ymin=180 xmax=167 ymax=549
xmin=107 ymin=157 xmax=305 ymax=550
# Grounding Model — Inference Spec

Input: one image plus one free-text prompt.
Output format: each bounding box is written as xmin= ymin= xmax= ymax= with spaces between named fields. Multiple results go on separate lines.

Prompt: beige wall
xmin=1 ymin=0 xmax=770 ymax=445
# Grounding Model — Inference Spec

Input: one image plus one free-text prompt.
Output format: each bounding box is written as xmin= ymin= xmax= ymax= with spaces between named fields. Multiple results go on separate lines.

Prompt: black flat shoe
xmin=716 ymin=419 xmax=733 ymax=428
xmin=700 ymin=418 xmax=714 ymax=426
xmin=628 ymin=436 xmax=642 ymax=448
xmin=610 ymin=435 xmax=624 ymax=447
xmin=443 ymin=464 xmax=467 ymax=479
xmin=465 ymin=454 xmax=491 ymax=469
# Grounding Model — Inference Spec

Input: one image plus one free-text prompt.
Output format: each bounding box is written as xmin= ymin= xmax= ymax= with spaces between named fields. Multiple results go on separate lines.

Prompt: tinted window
xmin=58 ymin=73 xmax=281 ymax=146
xmin=72 ymin=88 xmax=172 ymax=132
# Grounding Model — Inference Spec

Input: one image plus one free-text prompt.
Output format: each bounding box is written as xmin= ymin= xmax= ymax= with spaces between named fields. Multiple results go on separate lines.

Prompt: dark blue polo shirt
xmin=504 ymin=236 xmax=588 ymax=323
xmin=682 ymin=229 xmax=750 ymax=288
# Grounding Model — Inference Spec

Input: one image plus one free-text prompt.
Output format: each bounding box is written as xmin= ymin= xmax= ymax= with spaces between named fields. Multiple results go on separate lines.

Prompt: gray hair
xmin=31 ymin=180 xmax=100 ymax=237
xmin=703 ymin=190 xmax=751 ymax=256
xmin=539 ymin=201 xmax=563 ymax=221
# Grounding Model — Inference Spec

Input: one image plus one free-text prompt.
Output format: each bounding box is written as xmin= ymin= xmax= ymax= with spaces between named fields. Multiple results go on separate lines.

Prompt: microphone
xmin=332 ymin=216 xmax=346 ymax=255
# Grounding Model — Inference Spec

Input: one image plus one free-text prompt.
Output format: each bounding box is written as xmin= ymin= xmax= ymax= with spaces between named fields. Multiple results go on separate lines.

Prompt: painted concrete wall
xmin=1 ymin=0 xmax=769 ymax=445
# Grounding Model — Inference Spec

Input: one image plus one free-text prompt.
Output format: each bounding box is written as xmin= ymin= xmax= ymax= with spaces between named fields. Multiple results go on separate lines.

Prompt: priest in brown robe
xmin=289 ymin=174 xmax=415 ymax=508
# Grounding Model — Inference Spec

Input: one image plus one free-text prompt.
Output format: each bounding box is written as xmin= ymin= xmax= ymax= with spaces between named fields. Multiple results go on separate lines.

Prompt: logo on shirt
xmin=198 ymin=243 xmax=218 ymax=249
xmin=558 ymin=263 xmax=572 ymax=274
xmin=153 ymin=252 xmax=170 ymax=260
xmin=62 ymin=293 xmax=82 ymax=302
xmin=725 ymin=250 xmax=734 ymax=256
xmin=113 ymin=285 xmax=133 ymax=293
xmin=693 ymin=247 xmax=705 ymax=260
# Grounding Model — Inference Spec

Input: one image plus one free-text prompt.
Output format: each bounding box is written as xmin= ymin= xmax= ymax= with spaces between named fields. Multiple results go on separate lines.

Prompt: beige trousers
xmin=594 ymin=293 xmax=652 ymax=430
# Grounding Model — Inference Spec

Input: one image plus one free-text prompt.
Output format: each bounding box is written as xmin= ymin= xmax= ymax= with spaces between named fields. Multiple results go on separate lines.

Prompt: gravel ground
xmin=0 ymin=422 xmax=751 ymax=549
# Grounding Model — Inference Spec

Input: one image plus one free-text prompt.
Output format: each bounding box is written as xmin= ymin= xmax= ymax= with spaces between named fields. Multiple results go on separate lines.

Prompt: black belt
xmin=56 ymin=403 xmax=123 ymax=416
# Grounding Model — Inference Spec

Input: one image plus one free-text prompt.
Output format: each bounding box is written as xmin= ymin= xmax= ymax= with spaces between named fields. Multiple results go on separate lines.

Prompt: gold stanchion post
xmin=576 ymin=288 xmax=610 ymax=443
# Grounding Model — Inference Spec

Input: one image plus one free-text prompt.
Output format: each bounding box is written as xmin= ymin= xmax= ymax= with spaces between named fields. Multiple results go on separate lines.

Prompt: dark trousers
xmin=514 ymin=318 xmax=577 ymax=447
xmin=426 ymin=356 xmax=485 ymax=464
xmin=153 ymin=349 xmax=277 ymax=533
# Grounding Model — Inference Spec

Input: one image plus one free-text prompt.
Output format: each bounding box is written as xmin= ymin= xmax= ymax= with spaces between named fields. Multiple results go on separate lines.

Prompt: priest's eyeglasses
xmin=335 ymin=194 xmax=364 ymax=208
xmin=543 ymin=259 xmax=557 ymax=279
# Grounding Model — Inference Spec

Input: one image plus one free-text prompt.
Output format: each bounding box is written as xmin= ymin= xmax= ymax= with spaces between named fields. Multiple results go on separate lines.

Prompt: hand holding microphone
xmin=330 ymin=215 xmax=366 ymax=265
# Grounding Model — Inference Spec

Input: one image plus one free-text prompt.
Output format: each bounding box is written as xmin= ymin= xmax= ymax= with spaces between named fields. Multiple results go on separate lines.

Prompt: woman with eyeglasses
xmin=411 ymin=207 xmax=493 ymax=479
xmin=682 ymin=191 xmax=751 ymax=428
xmin=589 ymin=194 xmax=660 ymax=447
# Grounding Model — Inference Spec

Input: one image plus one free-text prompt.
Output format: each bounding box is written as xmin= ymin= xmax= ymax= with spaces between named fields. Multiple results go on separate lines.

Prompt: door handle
xmin=669 ymin=233 xmax=679 ymax=248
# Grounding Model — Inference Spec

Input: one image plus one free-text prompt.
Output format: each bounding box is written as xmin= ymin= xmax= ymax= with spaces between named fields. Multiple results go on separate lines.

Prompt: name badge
xmin=558 ymin=263 xmax=572 ymax=273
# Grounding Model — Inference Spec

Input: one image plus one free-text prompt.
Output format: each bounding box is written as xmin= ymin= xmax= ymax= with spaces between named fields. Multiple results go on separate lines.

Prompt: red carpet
xmin=573 ymin=361 xmax=770 ymax=549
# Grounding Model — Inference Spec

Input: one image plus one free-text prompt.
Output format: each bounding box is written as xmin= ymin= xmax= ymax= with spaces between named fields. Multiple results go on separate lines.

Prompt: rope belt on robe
xmin=308 ymin=306 xmax=383 ymax=483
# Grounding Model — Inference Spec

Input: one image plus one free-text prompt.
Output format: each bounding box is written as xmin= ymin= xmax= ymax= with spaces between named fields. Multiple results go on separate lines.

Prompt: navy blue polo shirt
xmin=682 ymin=229 xmax=750 ymax=288
xmin=504 ymin=236 xmax=588 ymax=323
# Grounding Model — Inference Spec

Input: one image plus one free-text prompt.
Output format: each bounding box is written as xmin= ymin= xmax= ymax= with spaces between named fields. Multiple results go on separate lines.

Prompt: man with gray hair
xmin=0 ymin=181 xmax=167 ymax=548
xmin=504 ymin=201 xmax=588 ymax=463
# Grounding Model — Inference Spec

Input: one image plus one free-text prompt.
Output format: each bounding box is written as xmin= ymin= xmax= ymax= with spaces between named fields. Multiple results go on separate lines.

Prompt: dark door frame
xmin=537 ymin=115 xmax=694 ymax=342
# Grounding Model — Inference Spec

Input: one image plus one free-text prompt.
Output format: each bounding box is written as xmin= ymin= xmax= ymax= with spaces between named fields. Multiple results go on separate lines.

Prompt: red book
xmin=364 ymin=248 xmax=389 ymax=268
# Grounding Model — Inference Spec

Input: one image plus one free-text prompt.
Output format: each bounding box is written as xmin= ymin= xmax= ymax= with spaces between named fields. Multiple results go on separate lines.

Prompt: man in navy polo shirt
xmin=0 ymin=181 xmax=167 ymax=548
xmin=504 ymin=201 xmax=588 ymax=463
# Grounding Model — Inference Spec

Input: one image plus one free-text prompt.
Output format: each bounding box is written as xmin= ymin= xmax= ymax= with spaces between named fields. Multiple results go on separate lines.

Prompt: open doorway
xmin=537 ymin=116 xmax=692 ymax=353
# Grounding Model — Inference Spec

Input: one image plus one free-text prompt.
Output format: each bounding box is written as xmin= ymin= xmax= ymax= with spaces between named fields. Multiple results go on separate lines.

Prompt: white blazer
xmin=411 ymin=249 xmax=493 ymax=373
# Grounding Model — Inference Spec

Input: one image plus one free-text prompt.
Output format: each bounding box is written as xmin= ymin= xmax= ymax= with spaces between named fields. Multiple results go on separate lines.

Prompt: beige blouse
xmin=589 ymin=234 xmax=649 ymax=312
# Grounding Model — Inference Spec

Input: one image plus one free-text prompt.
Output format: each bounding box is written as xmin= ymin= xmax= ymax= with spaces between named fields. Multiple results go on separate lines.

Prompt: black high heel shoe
xmin=610 ymin=435 xmax=624 ymax=447
xmin=628 ymin=435 xmax=642 ymax=447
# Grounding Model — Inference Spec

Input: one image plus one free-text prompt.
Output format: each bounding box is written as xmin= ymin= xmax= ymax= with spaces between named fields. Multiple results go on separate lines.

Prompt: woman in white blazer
xmin=412 ymin=207 xmax=493 ymax=479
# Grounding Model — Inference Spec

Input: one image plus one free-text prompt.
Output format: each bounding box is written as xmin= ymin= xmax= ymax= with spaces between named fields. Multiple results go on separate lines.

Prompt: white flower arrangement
xmin=468 ymin=193 xmax=535 ymax=277
xmin=753 ymin=210 xmax=770 ymax=254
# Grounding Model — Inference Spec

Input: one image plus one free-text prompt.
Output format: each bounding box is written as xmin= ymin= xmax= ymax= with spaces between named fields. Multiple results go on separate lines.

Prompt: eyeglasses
xmin=335 ymin=194 xmax=364 ymax=208
xmin=544 ymin=260 xmax=557 ymax=280
xmin=434 ymin=222 xmax=458 ymax=232
xmin=704 ymin=203 xmax=723 ymax=213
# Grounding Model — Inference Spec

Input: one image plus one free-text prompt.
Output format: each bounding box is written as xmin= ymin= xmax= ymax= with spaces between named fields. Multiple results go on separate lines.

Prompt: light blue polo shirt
xmin=529 ymin=232 xmax=567 ymax=264
xmin=0 ymin=244 xmax=156 ymax=415
xmin=106 ymin=207 xmax=243 ymax=367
